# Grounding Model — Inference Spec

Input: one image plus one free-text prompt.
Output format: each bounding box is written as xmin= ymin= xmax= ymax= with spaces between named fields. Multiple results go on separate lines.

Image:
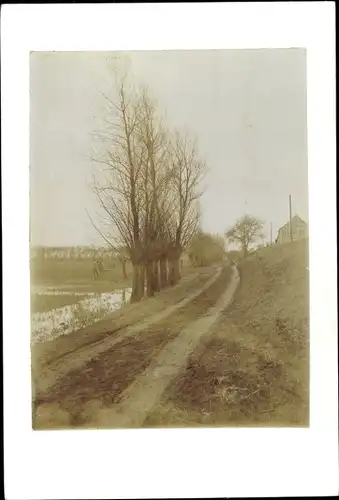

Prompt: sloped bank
xmin=145 ymin=240 xmax=309 ymax=427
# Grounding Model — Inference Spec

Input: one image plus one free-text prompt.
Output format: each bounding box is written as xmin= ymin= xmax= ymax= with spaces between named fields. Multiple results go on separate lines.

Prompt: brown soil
xmin=33 ymin=266 xmax=232 ymax=428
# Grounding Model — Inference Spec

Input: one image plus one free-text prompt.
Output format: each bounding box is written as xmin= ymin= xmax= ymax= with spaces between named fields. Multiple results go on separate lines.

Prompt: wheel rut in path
xmin=90 ymin=265 xmax=240 ymax=428
xmin=34 ymin=266 xmax=223 ymax=397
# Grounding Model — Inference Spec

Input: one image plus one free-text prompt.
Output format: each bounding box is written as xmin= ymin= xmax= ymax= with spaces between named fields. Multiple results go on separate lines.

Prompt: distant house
xmin=276 ymin=215 xmax=308 ymax=244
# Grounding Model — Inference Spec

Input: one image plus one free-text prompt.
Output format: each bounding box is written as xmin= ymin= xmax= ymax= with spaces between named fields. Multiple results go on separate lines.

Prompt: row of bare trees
xmin=90 ymin=67 xmax=205 ymax=302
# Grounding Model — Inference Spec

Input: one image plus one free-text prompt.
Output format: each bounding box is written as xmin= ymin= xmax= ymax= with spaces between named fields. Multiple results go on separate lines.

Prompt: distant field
xmin=31 ymin=257 xmax=194 ymax=286
xmin=31 ymin=258 xmax=133 ymax=289
xmin=30 ymin=257 xmax=195 ymax=313
xmin=30 ymin=258 xmax=133 ymax=313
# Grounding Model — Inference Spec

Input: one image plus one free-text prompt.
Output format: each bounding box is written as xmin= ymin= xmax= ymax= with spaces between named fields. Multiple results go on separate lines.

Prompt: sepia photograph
xmin=2 ymin=3 xmax=337 ymax=499
xmin=30 ymin=49 xmax=310 ymax=430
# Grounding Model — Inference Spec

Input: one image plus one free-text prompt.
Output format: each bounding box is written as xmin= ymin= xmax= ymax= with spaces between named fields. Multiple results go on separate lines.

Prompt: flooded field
xmin=31 ymin=287 xmax=132 ymax=344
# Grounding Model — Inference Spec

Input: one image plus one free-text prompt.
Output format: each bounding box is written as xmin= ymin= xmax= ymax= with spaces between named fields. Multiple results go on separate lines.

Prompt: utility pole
xmin=289 ymin=194 xmax=293 ymax=242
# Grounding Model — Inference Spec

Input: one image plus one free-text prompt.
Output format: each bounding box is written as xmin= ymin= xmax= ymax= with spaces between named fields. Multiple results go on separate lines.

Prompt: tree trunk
xmin=131 ymin=264 xmax=144 ymax=303
xmin=121 ymin=259 xmax=127 ymax=279
xmin=173 ymin=256 xmax=181 ymax=282
xmin=141 ymin=266 xmax=145 ymax=294
xmin=146 ymin=260 xmax=154 ymax=297
xmin=159 ymin=257 xmax=168 ymax=289
xmin=169 ymin=253 xmax=181 ymax=286
xmin=152 ymin=260 xmax=160 ymax=293
xmin=168 ymin=259 xmax=174 ymax=286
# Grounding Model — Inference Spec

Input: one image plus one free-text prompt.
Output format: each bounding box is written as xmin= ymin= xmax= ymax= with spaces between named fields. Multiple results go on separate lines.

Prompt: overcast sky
xmin=30 ymin=49 xmax=308 ymax=247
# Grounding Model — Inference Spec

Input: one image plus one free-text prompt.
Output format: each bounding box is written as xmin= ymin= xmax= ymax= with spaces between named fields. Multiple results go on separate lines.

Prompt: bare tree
xmin=90 ymin=61 xmax=205 ymax=300
xmin=85 ymin=209 xmax=130 ymax=279
xmin=166 ymin=132 xmax=205 ymax=285
xmin=90 ymin=68 xmax=148 ymax=302
xmin=116 ymin=246 xmax=129 ymax=280
xmin=226 ymin=214 xmax=265 ymax=258
xmin=136 ymin=88 xmax=172 ymax=296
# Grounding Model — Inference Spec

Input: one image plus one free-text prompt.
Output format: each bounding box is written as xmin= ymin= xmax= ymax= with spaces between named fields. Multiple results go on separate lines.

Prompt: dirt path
xmin=34 ymin=266 xmax=223 ymax=397
xmin=88 ymin=265 xmax=240 ymax=428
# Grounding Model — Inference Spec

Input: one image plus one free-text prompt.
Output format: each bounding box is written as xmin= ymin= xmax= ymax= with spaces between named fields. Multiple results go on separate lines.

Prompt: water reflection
xmin=31 ymin=288 xmax=132 ymax=344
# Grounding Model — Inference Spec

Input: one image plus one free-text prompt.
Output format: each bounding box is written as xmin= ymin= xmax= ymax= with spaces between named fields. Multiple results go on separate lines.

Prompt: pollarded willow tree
xmin=90 ymin=61 xmax=205 ymax=302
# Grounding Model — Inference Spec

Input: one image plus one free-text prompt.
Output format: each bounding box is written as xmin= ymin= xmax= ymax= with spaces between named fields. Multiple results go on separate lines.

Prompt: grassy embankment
xmin=145 ymin=240 xmax=309 ymax=427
